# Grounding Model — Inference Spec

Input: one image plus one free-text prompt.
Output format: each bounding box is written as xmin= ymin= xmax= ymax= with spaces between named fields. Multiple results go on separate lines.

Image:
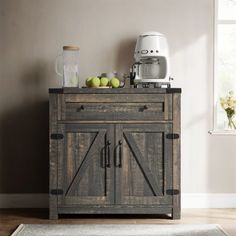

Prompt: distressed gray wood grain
xmin=65 ymin=130 xmax=106 ymax=195
xmin=49 ymin=94 xmax=58 ymax=220
xmin=49 ymin=87 xmax=181 ymax=94
xmin=172 ymin=93 xmax=181 ymax=219
xmin=49 ymin=89 xmax=181 ymax=219
xmin=124 ymin=131 xmax=162 ymax=197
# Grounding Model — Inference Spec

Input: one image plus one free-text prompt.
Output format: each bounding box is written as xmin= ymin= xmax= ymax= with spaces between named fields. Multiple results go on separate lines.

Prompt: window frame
xmin=210 ymin=0 xmax=236 ymax=135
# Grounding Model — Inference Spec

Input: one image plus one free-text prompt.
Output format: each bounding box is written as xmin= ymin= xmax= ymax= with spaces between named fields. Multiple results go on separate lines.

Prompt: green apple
xmin=100 ymin=77 xmax=109 ymax=87
xmin=85 ymin=77 xmax=93 ymax=87
xmin=90 ymin=77 xmax=100 ymax=87
xmin=110 ymin=77 xmax=120 ymax=88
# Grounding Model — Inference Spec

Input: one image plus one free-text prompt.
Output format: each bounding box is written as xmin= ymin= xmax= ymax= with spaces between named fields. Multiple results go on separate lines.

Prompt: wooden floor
xmin=0 ymin=209 xmax=235 ymax=236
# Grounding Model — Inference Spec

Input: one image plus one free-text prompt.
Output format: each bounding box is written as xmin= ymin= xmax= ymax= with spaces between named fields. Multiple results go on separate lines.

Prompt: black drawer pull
xmin=139 ymin=105 xmax=148 ymax=112
xmin=77 ymin=105 xmax=85 ymax=112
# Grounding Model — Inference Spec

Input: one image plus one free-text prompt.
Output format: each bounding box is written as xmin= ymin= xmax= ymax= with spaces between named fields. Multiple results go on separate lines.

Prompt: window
xmin=214 ymin=0 xmax=236 ymax=132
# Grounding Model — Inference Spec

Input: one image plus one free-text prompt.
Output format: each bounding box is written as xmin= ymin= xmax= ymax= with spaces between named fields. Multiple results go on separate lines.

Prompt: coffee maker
xmin=130 ymin=32 xmax=172 ymax=88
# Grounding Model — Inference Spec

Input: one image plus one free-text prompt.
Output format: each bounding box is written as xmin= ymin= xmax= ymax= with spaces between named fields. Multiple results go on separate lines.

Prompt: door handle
xmin=115 ymin=140 xmax=123 ymax=168
xmin=106 ymin=140 xmax=111 ymax=168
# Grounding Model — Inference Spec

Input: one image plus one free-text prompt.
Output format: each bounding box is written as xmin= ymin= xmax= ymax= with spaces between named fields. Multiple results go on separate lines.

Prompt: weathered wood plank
xmin=58 ymin=120 xmax=171 ymax=124
xmin=124 ymin=132 xmax=162 ymax=196
xmin=66 ymin=130 xmax=106 ymax=195
xmin=122 ymin=123 xmax=171 ymax=132
xmin=58 ymin=205 xmax=173 ymax=215
xmin=114 ymin=124 xmax=122 ymax=204
xmin=119 ymin=195 xmax=172 ymax=205
xmin=65 ymin=102 xmax=169 ymax=121
xmin=130 ymin=132 xmax=146 ymax=196
xmin=64 ymin=94 xmax=166 ymax=103
xmin=49 ymin=87 xmax=181 ymax=94
xmin=49 ymin=93 xmax=58 ymax=220
xmin=163 ymin=124 xmax=173 ymax=203
xmin=57 ymin=124 xmax=65 ymax=207
xmin=65 ymin=112 xmax=167 ymax=122
xmin=164 ymin=94 xmax=173 ymax=120
xmin=60 ymin=196 xmax=109 ymax=205
xmin=145 ymin=132 xmax=163 ymax=197
xmin=172 ymin=93 xmax=181 ymax=219
xmin=106 ymin=124 xmax=115 ymax=204
xmin=66 ymin=102 xmax=164 ymax=111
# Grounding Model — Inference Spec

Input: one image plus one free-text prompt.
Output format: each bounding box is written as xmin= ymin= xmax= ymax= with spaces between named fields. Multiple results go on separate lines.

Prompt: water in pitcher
xmin=63 ymin=64 xmax=79 ymax=87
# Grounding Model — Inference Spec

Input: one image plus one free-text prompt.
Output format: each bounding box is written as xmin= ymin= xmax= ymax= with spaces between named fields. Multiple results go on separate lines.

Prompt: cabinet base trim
xmin=1 ymin=193 xmax=235 ymax=209
xmin=58 ymin=206 xmax=173 ymax=214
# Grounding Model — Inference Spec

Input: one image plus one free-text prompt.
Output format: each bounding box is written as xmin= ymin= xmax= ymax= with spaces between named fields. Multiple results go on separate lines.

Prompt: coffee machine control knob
xmin=141 ymin=50 xmax=148 ymax=54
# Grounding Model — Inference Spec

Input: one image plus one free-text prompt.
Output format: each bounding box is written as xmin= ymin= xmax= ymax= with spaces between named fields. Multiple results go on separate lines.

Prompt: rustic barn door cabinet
xmin=49 ymin=88 xmax=181 ymax=219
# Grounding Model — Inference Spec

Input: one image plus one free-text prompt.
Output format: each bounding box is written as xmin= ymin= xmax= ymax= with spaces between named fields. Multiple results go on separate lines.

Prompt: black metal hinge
xmin=50 ymin=189 xmax=63 ymax=195
xmin=51 ymin=133 xmax=64 ymax=140
xmin=166 ymin=189 xmax=180 ymax=195
xmin=166 ymin=133 xmax=179 ymax=139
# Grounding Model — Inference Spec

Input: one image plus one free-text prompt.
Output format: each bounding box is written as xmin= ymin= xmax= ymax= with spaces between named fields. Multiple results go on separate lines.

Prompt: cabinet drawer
xmin=61 ymin=94 xmax=172 ymax=121
xmin=64 ymin=93 xmax=171 ymax=103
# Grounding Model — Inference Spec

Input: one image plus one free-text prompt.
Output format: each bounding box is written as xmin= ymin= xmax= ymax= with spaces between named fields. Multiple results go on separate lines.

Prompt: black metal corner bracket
xmin=51 ymin=133 xmax=64 ymax=140
xmin=166 ymin=133 xmax=179 ymax=139
xmin=50 ymin=189 xmax=63 ymax=195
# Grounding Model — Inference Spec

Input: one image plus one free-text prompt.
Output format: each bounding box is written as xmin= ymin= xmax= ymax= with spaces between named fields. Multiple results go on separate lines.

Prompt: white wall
xmin=1 ymin=0 xmax=236 ymax=196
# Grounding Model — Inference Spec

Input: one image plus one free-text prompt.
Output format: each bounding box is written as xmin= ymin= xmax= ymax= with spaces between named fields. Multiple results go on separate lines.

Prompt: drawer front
xmin=60 ymin=94 xmax=172 ymax=121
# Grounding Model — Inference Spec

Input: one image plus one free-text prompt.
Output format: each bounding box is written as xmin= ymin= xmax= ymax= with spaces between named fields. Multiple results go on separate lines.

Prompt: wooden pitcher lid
xmin=63 ymin=46 xmax=79 ymax=51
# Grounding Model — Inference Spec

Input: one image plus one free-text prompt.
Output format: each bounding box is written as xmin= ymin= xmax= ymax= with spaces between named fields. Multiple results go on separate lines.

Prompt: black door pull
xmin=115 ymin=140 xmax=123 ymax=168
xmin=106 ymin=140 xmax=111 ymax=168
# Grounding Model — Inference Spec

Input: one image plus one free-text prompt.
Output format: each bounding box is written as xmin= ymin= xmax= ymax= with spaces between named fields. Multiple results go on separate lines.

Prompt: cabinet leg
xmin=49 ymin=211 xmax=58 ymax=220
xmin=172 ymin=208 xmax=181 ymax=220
xmin=49 ymin=205 xmax=58 ymax=220
xmin=49 ymin=196 xmax=58 ymax=219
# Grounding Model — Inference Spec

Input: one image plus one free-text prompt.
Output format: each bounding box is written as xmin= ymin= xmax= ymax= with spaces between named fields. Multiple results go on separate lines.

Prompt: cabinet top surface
xmin=49 ymin=88 xmax=181 ymax=94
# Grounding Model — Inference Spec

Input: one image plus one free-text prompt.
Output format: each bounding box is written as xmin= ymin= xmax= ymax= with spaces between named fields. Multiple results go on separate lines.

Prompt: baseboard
xmin=0 ymin=193 xmax=236 ymax=208
xmin=182 ymin=193 xmax=236 ymax=208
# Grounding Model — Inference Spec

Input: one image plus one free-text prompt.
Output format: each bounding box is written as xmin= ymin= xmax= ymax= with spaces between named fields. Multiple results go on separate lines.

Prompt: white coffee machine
xmin=130 ymin=32 xmax=172 ymax=88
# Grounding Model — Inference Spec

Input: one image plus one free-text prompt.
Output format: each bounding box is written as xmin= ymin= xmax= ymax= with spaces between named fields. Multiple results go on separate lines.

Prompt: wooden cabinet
xmin=49 ymin=88 xmax=181 ymax=219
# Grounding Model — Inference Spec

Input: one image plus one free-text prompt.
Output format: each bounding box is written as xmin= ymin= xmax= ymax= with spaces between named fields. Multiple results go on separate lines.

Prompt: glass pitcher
xmin=55 ymin=46 xmax=79 ymax=87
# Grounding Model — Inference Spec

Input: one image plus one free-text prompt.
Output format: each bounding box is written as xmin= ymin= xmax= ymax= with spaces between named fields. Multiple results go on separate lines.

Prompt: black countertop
xmin=49 ymin=87 xmax=182 ymax=94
